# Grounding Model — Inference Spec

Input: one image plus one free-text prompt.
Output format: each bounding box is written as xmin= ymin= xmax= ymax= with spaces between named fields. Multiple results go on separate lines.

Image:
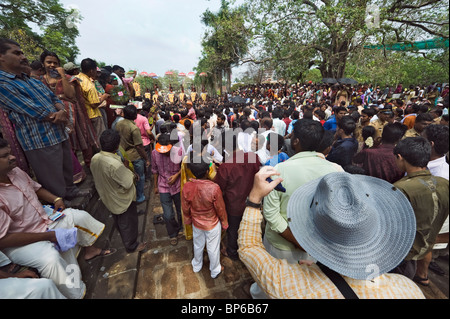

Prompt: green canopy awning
xmin=364 ymin=37 xmax=449 ymax=51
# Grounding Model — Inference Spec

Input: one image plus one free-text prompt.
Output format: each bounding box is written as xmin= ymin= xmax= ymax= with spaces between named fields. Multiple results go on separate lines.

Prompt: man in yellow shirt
xmin=76 ymin=58 xmax=109 ymax=142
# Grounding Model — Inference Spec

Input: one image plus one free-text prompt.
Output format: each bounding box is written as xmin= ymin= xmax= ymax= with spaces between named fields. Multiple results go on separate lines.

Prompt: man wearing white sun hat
xmin=238 ymin=166 xmax=425 ymax=299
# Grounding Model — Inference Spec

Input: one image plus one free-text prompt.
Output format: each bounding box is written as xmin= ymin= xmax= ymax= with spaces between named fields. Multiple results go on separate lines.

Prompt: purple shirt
xmin=151 ymin=146 xmax=183 ymax=195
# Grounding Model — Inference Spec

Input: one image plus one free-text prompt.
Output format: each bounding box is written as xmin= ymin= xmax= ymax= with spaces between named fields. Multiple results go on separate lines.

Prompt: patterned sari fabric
xmin=0 ymin=108 xmax=30 ymax=174
xmin=41 ymin=75 xmax=98 ymax=152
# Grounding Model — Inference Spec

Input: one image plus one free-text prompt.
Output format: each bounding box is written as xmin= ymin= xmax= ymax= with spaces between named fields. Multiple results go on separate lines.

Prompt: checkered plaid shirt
xmin=238 ymin=207 xmax=426 ymax=299
xmin=0 ymin=70 xmax=67 ymax=151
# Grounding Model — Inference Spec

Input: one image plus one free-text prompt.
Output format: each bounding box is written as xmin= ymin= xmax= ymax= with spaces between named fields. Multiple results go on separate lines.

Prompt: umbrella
xmin=140 ymin=72 xmax=148 ymax=77
xmin=165 ymin=71 xmax=173 ymax=76
xmin=322 ymin=78 xmax=338 ymax=84
xmin=178 ymin=72 xmax=186 ymax=77
xmin=338 ymin=78 xmax=358 ymax=85
xmin=149 ymin=73 xmax=157 ymax=77
xmin=230 ymin=96 xmax=247 ymax=104
xmin=188 ymin=71 xmax=195 ymax=76
xmin=199 ymin=72 xmax=207 ymax=77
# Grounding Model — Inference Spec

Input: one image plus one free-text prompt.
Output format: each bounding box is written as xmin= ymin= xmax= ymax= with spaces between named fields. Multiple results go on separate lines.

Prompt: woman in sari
xmin=40 ymin=51 xmax=98 ymax=178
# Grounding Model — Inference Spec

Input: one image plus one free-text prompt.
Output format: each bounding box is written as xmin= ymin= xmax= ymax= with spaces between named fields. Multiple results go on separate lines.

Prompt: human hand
xmin=53 ymin=198 xmax=66 ymax=213
xmin=48 ymin=228 xmax=78 ymax=252
xmin=248 ymin=166 xmax=283 ymax=204
xmin=48 ymin=109 xmax=68 ymax=125
xmin=168 ymin=173 xmax=179 ymax=185
xmin=55 ymin=67 xmax=65 ymax=77
xmin=14 ymin=269 xmax=39 ymax=279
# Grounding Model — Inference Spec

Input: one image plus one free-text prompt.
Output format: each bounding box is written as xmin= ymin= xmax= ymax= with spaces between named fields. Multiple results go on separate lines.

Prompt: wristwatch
xmin=246 ymin=197 xmax=262 ymax=209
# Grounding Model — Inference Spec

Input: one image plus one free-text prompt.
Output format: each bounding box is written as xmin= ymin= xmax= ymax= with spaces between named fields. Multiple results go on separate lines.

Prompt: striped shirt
xmin=238 ymin=206 xmax=426 ymax=299
xmin=0 ymin=70 xmax=67 ymax=151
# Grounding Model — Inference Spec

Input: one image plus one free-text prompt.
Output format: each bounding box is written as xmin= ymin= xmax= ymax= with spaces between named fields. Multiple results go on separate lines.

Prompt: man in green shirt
xmin=392 ymin=137 xmax=449 ymax=286
xmin=90 ymin=129 xmax=147 ymax=253
xmin=115 ymin=105 xmax=150 ymax=203
xmin=250 ymin=119 xmax=342 ymax=298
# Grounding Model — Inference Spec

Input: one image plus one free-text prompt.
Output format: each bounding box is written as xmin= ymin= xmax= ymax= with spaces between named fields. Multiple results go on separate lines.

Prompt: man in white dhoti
xmin=0 ymin=138 xmax=115 ymax=298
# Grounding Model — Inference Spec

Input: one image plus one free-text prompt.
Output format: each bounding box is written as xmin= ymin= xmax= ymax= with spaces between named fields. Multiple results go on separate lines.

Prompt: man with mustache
xmin=0 ymin=38 xmax=85 ymax=201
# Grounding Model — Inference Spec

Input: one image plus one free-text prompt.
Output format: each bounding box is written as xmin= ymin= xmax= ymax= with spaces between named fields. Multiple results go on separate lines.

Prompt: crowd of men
xmin=0 ymin=37 xmax=448 ymax=299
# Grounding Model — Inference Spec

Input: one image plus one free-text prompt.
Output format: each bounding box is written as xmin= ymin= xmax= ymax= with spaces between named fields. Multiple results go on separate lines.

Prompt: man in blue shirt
xmin=0 ymin=38 xmax=84 ymax=200
xmin=323 ymin=106 xmax=348 ymax=132
xmin=326 ymin=115 xmax=359 ymax=168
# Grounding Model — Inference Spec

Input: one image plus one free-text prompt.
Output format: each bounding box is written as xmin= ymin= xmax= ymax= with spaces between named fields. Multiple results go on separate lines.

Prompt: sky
xmin=58 ymin=0 xmax=244 ymax=78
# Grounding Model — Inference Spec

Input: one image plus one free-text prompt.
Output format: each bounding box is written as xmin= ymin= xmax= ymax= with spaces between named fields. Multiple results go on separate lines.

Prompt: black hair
xmin=112 ymin=65 xmax=123 ymax=72
xmin=293 ymin=119 xmax=324 ymax=151
xmin=394 ymin=137 xmax=431 ymax=167
xmin=415 ymin=112 xmax=433 ymax=123
xmin=337 ymin=115 xmax=356 ymax=135
xmin=362 ymin=125 xmax=377 ymax=141
xmin=267 ymin=132 xmax=285 ymax=151
xmin=343 ymin=165 xmax=366 ymax=175
xmin=334 ymin=106 xmax=347 ymax=114
xmin=30 ymin=60 xmax=44 ymax=71
xmin=316 ymin=130 xmax=335 ymax=153
xmin=187 ymin=153 xmax=210 ymax=179
xmin=39 ymin=50 xmax=60 ymax=65
xmin=381 ymin=122 xmax=408 ymax=144
xmin=99 ymin=129 xmax=121 ymax=152
xmin=362 ymin=108 xmax=376 ymax=118
xmin=0 ymin=38 xmax=19 ymax=55
xmin=0 ymin=137 xmax=9 ymax=149
xmin=430 ymin=108 xmax=443 ymax=117
xmin=123 ymin=104 xmax=138 ymax=120
xmin=80 ymin=58 xmax=97 ymax=73
xmin=424 ymin=124 xmax=449 ymax=156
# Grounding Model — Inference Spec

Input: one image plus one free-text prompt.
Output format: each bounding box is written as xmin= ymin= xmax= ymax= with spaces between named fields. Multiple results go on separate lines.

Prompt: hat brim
xmin=156 ymin=143 xmax=172 ymax=153
xmin=287 ymin=173 xmax=416 ymax=280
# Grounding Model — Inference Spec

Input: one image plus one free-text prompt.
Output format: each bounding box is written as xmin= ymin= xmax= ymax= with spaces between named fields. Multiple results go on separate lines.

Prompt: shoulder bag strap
xmin=317 ymin=262 xmax=359 ymax=299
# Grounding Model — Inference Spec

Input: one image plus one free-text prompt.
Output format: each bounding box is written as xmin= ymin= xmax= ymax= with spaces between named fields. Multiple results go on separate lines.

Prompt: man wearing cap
xmin=237 ymin=166 xmax=425 ymax=299
xmin=152 ymin=133 xmax=184 ymax=246
xmin=186 ymin=100 xmax=196 ymax=121
xmin=63 ymin=62 xmax=79 ymax=76
xmin=369 ymin=108 xmax=392 ymax=140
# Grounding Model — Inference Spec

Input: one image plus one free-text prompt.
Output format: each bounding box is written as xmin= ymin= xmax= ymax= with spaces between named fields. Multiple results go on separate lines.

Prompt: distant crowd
xmin=0 ymin=37 xmax=448 ymax=299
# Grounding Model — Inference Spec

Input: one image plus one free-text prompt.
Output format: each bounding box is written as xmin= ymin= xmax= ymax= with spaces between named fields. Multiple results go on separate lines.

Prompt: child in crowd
xmin=264 ymin=132 xmax=289 ymax=167
xmin=181 ymin=154 xmax=228 ymax=279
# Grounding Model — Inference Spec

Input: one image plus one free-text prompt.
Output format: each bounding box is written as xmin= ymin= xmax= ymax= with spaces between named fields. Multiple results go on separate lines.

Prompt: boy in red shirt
xmin=181 ymin=155 xmax=228 ymax=278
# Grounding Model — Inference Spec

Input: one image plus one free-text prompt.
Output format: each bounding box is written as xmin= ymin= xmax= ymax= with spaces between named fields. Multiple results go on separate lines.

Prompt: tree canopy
xmin=0 ymin=0 xmax=81 ymax=63
xmin=197 ymin=0 xmax=448 ymax=88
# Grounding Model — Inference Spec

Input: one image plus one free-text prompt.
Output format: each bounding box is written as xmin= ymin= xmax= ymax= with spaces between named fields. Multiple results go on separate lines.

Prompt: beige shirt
xmin=90 ymin=151 xmax=136 ymax=215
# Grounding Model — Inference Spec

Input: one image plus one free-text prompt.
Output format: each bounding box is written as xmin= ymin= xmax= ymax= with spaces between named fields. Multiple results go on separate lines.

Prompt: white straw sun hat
xmin=287 ymin=172 xmax=416 ymax=280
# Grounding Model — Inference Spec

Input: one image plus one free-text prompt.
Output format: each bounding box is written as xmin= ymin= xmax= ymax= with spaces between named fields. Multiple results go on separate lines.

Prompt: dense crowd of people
xmin=0 ymin=37 xmax=448 ymax=299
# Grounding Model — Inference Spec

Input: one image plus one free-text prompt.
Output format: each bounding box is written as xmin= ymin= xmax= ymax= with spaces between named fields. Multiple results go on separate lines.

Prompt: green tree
xmin=0 ymin=0 xmax=82 ymax=63
xmin=197 ymin=0 xmax=249 ymax=95
xmin=243 ymin=0 xmax=449 ymax=81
